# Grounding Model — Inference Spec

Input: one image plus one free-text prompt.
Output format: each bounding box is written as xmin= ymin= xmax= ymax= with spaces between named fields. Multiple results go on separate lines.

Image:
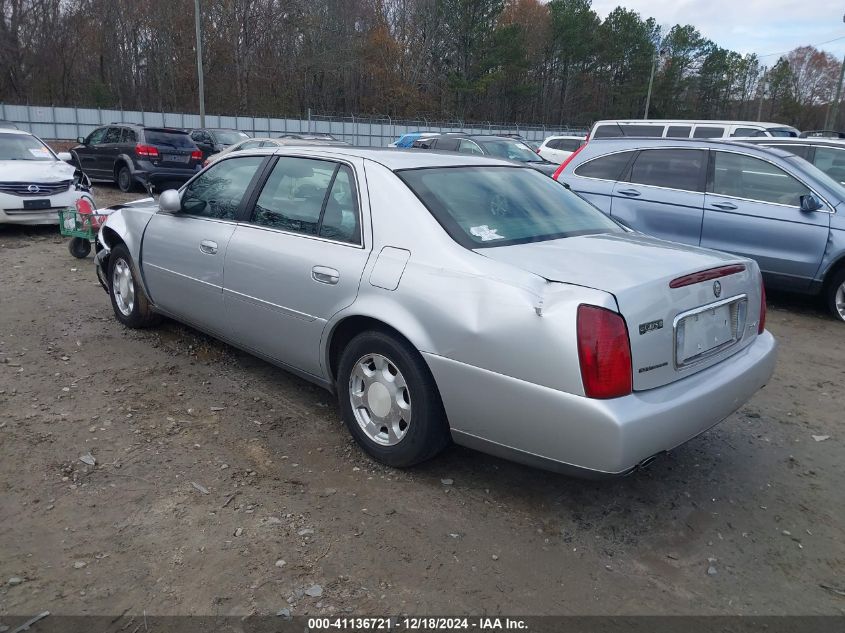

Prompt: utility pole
xmin=824 ymin=13 xmax=845 ymax=131
xmin=757 ymin=70 xmax=767 ymax=122
xmin=194 ymin=0 xmax=205 ymax=127
xmin=644 ymin=46 xmax=664 ymax=120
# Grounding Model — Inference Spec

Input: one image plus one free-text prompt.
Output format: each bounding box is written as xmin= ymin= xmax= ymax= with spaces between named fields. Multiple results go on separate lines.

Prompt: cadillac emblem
xmin=713 ymin=280 xmax=722 ymax=298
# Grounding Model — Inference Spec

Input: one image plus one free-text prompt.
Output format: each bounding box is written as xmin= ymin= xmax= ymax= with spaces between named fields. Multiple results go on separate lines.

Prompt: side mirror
xmin=159 ymin=189 xmax=182 ymax=213
xmin=799 ymin=194 xmax=823 ymax=212
xmin=77 ymin=136 xmax=85 ymax=144
xmin=57 ymin=151 xmax=72 ymax=162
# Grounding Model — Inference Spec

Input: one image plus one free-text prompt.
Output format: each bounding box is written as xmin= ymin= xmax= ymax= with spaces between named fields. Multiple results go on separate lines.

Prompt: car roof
xmin=575 ymin=137 xmax=797 ymax=159
xmin=734 ymin=137 xmax=845 ymax=147
xmin=222 ymin=146 xmax=520 ymax=170
xmin=0 ymin=127 xmax=30 ymax=135
xmin=591 ymin=119 xmax=793 ymax=128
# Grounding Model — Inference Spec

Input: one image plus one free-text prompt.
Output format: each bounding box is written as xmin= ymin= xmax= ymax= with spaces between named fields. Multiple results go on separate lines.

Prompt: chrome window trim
xmin=232 ymin=221 xmax=366 ymax=250
xmin=710 ymin=148 xmax=835 ymax=213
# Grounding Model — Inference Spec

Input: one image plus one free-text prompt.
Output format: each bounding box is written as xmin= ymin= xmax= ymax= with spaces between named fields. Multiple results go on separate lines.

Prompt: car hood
xmin=0 ymin=159 xmax=76 ymax=182
xmin=479 ymin=231 xmax=742 ymax=293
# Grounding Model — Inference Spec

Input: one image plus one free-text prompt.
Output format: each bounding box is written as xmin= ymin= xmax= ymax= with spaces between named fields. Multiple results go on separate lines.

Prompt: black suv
xmin=72 ymin=124 xmax=203 ymax=192
xmin=412 ymin=134 xmax=558 ymax=176
xmin=189 ymin=128 xmax=250 ymax=160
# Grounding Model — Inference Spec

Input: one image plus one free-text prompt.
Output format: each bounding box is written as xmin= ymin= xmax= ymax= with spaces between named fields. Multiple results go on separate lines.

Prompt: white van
xmin=589 ymin=119 xmax=800 ymax=140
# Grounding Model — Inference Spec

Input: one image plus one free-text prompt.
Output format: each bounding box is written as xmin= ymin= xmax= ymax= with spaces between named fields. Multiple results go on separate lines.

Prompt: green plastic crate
xmin=58 ymin=208 xmax=107 ymax=240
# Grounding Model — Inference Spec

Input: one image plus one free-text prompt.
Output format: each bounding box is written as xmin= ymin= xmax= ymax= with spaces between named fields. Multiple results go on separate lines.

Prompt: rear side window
xmin=712 ymin=152 xmax=810 ymax=206
xmin=665 ymin=126 xmax=691 ymax=138
xmin=813 ymin=147 xmax=845 ymax=184
xmin=732 ymin=127 xmax=762 ymax=137
xmin=121 ymin=128 xmax=137 ymax=143
xmin=550 ymin=138 xmax=582 ymax=151
xmin=144 ymin=129 xmax=194 ymax=148
xmin=693 ymin=126 xmax=726 ymax=138
xmin=251 ymin=157 xmax=360 ymax=244
xmin=769 ymin=144 xmax=812 ymax=160
xmin=629 ymin=149 xmax=706 ymax=192
xmin=621 ymin=125 xmax=663 ymax=137
xmin=573 ymin=151 xmax=634 ymax=180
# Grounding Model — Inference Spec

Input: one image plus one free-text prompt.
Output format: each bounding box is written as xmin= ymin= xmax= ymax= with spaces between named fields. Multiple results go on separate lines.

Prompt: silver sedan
xmin=94 ymin=147 xmax=777 ymax=477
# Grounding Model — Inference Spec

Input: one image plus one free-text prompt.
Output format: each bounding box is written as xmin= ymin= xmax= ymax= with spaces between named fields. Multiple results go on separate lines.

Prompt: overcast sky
xmin=590 ymin=0 xmax=845 ymax=62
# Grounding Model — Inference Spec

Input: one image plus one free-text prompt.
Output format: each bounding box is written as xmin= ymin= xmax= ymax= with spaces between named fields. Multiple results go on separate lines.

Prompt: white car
xmin=537 ymin=135 xmax=586 ymax=163
xmin=0 ymin=128 xmax=87 ymax=225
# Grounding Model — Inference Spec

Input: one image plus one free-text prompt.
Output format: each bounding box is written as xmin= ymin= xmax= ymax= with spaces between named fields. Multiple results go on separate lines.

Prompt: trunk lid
xmin=480 ymin=232 xmax=762 ymax=390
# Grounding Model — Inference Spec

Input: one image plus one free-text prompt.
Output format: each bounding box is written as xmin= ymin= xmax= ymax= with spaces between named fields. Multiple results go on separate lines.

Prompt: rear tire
xmin=825 ymin=268 xmax=845 ymax=323
xmin=107 ymin=244 xmax=160 ymax=328
xmin=337 ymin=330 xmax=450 ymax=468
xmin=116 ymin=165 xmax=134 ymax=193
xmin=68 ymin=237 xmax=91 ymax=258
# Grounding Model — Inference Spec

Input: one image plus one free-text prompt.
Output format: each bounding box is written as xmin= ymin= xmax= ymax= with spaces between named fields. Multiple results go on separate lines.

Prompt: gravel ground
xmin=0 ymin=184 xmax=843 ymax=618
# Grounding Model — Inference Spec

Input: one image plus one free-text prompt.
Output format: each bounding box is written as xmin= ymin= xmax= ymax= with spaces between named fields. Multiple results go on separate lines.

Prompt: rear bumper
xmin=132 ymin=161 xmax=201 ymax=188
xmin=424 ymin=330 xmax=777 ymax=476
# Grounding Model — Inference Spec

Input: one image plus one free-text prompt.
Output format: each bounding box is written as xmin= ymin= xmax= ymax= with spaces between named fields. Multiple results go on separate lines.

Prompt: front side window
xmin=103 ymin=127 xmax=122 ymax=144
xmin=573 ymin=151 xmax=634 ymax=180
xmin=0 ymin=133 xmax=55 ymax=161
xmin=458 ymin=139 xmax=484 ymax=155
xmin=251 ymin=157 xmax=360 ymax=244
xmin=398 ymin=166 xmax=622 ymax=248
xmin=86 ymin=128 xmax=107 ymax=145
xmin=712 ymin=152 xmax=811 ymax=207
xmin=180 ymin=156 xmax=264 ymax=220
xmin=629 ymin=149 xmax=706 ymax=192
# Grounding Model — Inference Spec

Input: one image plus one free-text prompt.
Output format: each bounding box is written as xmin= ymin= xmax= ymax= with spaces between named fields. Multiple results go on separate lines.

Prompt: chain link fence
xmin=0 ymin=103 xmax=588 ymax=145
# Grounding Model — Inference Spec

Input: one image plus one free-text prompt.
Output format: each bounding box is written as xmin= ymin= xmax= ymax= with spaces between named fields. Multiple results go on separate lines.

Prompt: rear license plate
xmin=163 ymin=154 xmax=190 ymax=163
xmin=23 ymin=199 xmax=51 ymax=210
xmin=675 ymin=298 xmax=745 ymax=367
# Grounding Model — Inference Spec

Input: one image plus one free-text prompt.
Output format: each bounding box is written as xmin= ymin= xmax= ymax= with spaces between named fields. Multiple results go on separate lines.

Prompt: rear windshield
xmin=398 ymin=166 xmax=622 ymax=248
xmin=0 ymin=133 xmax=55 ymax=161
xmin=216 ymin=130 xmax=250 ymax=145
xmin=144 ymin=129 xmax=195 ymax=148
xmin=477 ymin=139 xmax=544 ymax=163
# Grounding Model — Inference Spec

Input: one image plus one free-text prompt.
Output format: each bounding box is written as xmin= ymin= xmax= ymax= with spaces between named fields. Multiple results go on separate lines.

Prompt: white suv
xmin=537 ymin=135 xmax=585 ymax=163
xmin=0 ymin=128 xmax=87 ymax=225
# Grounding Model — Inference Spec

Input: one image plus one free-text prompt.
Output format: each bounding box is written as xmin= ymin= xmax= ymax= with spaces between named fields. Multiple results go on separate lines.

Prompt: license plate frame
xmin=23 ymin=198 xmax=51 ymax=210
xmin=674 ymin=295 xmax=747 ymax=369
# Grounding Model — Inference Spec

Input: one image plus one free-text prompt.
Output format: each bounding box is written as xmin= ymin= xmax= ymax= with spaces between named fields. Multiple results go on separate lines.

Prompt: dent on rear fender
xmin=332 ymin=257 xmax=615 ymax=395
xmin=818 ymin=224 xmax=845 ymax=281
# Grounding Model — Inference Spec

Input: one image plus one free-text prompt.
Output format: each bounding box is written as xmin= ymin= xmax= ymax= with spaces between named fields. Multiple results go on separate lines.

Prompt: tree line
xmin=0 ymin=0 xmax=841 ymax=129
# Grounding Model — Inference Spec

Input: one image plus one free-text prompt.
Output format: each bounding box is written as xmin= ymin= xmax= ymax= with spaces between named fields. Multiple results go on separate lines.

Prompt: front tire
xmin=825 ymin=268 xmax=845 ymax=323
xmin=107 ymin=244 xmax=160 ymax=328
xmin=337 ymin=330 xmax=450 ymax=467
xmin=116 ymin=165 xmax=134 ymax=193
xmin=68 ymin=237 xmax=91 ymax=258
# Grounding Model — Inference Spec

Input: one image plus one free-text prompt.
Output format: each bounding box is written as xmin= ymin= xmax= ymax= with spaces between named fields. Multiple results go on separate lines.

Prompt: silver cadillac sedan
xmin=94 ymin=147 xmax=777 ymax=477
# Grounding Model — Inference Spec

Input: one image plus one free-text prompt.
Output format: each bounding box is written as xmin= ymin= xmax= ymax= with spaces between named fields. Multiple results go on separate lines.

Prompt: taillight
xmin=191 ymin=149 xmax=202 ymax=161
xmin=552 ymin=143 xmax=586 ymax=180
xmin=758 ymin=279 xmax=767 ymax=334
xmin=75 ymin=197 xmax=94 ymax=215
xmin=135 ymin=143 xmax=159 ymax=158
xmin=577 ymin=305 xmax=633 ymax=399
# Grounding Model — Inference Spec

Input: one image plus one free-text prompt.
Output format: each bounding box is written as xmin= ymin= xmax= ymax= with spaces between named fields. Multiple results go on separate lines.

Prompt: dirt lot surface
xmin=1 ymin=184 xmax=843 ymax=619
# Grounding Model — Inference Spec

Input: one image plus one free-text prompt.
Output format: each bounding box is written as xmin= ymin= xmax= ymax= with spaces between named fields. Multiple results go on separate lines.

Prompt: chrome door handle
xmin=199 ymin=240 xmax=218 ymax=255
xmin=618 ymin=188 xmax=641 ymax=197
xmin=312 ymin=266 xmax=339 ymax=285
xmin=711 ymin=201 xmax=738 ymax=210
